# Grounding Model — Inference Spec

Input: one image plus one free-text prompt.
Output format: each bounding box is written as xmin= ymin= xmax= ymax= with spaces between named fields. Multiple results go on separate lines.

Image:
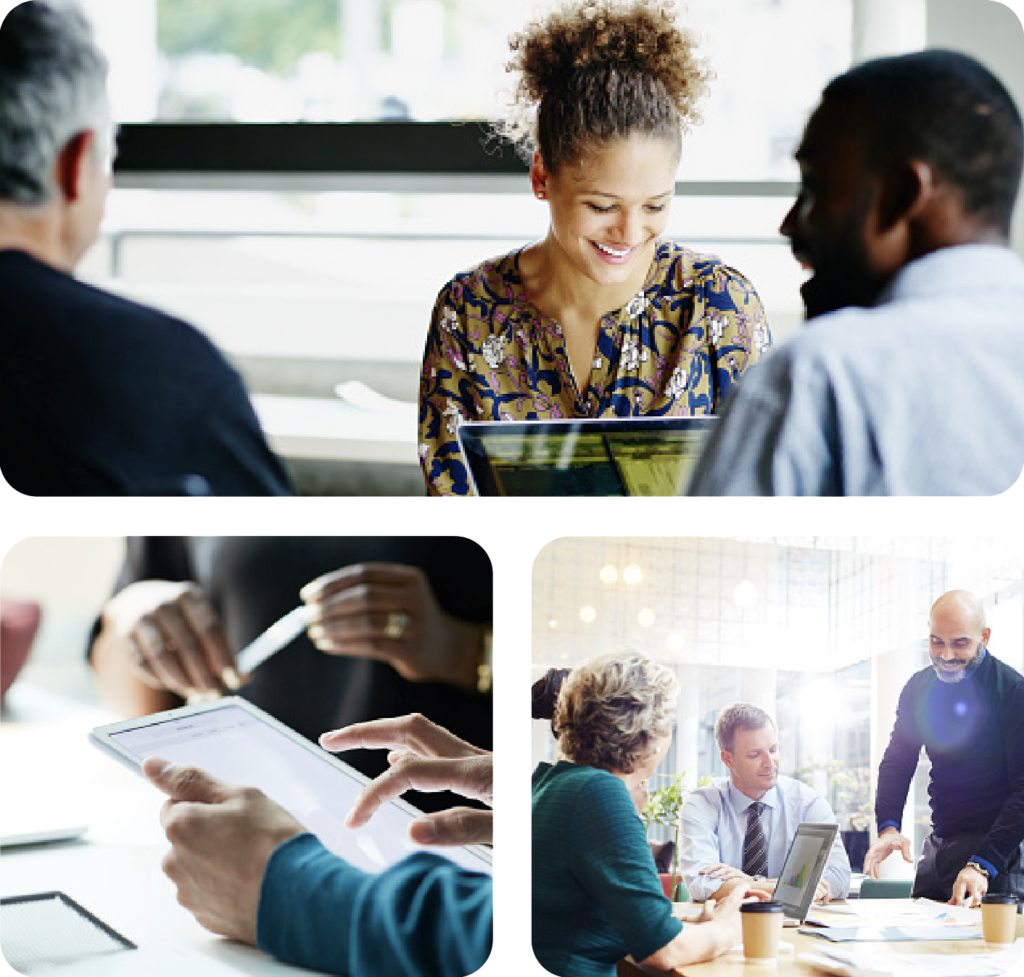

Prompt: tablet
xmin=89 ymin=697 xmax=492 ymax=877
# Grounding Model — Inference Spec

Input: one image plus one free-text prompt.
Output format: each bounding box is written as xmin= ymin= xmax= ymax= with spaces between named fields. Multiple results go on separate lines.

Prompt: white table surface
xmin=0 ymin=684 xmax=331 ymax=976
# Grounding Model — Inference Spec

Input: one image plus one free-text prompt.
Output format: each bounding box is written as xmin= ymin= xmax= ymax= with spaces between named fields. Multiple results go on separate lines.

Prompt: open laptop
xmin=456 ymin=416 xmax=716 ymax=496
xmin=771 ymin=822 xmax=840 ymax=926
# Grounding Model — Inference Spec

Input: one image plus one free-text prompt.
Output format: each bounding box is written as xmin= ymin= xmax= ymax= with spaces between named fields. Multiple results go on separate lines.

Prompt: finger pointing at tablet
xmin=320 ymin=714 xmax=493 ymax=847
xmin=319 ymin=712 xmax=486 ymax=760
xmin=344 ymin=753 xmax=491 ymax=831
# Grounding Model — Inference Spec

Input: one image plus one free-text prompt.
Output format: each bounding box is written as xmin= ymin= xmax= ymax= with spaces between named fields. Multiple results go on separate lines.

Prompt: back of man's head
xmin=0 ymin=0 xmax=109 ymax=206
xmin=822 ymin=49 xmax=1023 ymax=236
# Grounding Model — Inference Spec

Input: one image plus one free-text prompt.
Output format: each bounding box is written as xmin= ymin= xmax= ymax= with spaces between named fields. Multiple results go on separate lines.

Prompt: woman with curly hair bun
xmin=418 ymin=0 xmax=772 ymax=495
xmin=532 ymin=651 xmax=765 ymax=976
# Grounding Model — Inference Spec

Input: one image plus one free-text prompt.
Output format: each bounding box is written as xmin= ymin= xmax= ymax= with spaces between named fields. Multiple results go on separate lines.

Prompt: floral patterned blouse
xmin=418 ymin=239 xmax=771 ymax=495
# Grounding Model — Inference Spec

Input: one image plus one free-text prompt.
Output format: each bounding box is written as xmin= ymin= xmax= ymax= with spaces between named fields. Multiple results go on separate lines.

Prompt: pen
xmin=235 ymin=605 xmax=313 ymax=676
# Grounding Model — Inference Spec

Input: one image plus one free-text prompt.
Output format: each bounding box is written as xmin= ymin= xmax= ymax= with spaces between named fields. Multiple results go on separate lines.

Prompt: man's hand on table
xmin=949 ymin=863 xmax=988 ymax=908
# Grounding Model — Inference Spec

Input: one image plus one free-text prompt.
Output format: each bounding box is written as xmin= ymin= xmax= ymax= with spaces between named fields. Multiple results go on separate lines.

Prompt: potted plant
xmin=641 ymin=771 xmax=690 ymax=902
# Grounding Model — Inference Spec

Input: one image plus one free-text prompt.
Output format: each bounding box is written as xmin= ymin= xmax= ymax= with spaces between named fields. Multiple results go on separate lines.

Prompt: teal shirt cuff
xmin=257 ymin=833 xmax=492 ymax=977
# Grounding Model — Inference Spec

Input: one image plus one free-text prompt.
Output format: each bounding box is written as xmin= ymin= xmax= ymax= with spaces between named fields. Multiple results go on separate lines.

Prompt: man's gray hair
xmin=714 ymin=701 xmax=776 ymax=753
xmin=0 ymin=0 xmax=110 ymax=205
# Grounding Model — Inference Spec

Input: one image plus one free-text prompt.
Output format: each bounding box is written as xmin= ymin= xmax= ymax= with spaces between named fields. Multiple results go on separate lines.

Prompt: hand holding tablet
xmin=90 ymin=697 xmax=492 ymax=875
xmin=142 ymin=757 xmax=303 ymax=945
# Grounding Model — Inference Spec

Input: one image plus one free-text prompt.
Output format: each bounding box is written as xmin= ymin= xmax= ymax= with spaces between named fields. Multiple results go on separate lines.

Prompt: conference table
xmin=619 ymin=901 xmax=1024 ymax=977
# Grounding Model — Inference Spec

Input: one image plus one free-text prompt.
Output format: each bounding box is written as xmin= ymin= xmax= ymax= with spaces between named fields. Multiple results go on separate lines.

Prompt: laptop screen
xmin=772 ymin=822 xmax=839 ymax=922
xmin=456 ymin=417 xmax=716 ymax=496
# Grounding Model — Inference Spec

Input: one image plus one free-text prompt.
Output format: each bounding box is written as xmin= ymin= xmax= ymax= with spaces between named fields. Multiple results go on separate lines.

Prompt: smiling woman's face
xmin=533 ymin=133 xmax=679 ymax=292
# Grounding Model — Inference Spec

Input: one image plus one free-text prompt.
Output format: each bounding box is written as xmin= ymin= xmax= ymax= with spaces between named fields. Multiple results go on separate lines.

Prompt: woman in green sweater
xmin=532 ymin=650 xmax=762 ymax=977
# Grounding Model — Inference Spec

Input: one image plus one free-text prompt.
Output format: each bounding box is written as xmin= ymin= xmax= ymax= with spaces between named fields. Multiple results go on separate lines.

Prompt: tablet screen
xmin=103 ymin=703 xmax=491 ymax=877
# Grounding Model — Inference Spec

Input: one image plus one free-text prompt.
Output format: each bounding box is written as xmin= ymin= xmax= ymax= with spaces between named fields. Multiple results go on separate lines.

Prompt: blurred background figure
xmin=89 ymin=537 xmax=492 ymax=813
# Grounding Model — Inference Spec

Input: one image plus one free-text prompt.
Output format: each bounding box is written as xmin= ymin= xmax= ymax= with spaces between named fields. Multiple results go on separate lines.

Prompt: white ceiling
xmin=532 ymin=535 xmax=1023 ymax=674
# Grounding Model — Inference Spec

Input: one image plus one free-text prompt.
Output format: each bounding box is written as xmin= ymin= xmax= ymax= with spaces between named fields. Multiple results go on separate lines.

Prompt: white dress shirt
xmin=679 ymin=775 xmax=851 ymax=902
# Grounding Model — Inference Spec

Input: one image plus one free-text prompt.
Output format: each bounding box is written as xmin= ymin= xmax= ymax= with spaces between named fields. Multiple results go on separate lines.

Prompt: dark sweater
xmin=875 ymin=650 xmax=1024 ymax=875
xmin=1 ymin=249 xmax=291 ymax=495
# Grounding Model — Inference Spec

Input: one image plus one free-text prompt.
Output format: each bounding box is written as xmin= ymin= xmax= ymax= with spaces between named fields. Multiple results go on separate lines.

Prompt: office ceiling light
xmin=666 ymin=631 xmax=685 ymax=654
xmin=579 ymin=605 xmax=597 ymax=624
xmin=733 ymin=579 xmax=758 ymax=609
xmin=547 ymin=619 xmax=558 ymax=629
xmin=599 ymin=564 xmax=618 ymax=584
xmin=638 ymin=608 xmax=656 ymax=628
xmin=623 ymin=564 xmax=643 ymax=586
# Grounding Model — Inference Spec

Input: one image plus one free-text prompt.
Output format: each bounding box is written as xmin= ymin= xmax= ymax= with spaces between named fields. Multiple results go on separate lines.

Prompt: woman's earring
xmin=536 ymin=190 xmax=546 ymax=200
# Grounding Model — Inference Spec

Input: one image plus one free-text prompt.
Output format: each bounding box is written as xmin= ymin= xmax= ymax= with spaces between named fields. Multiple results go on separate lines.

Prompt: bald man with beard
xmin=864 ymin=591 xmax=1024 ymax=906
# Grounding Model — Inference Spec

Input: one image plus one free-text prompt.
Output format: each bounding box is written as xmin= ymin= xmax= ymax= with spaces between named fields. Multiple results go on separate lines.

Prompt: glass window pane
xmin=75 ymin=0 xmax=853 ymax=180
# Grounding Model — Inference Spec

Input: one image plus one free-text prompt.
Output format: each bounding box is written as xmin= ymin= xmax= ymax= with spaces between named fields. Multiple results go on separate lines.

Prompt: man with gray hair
xmin=679 ymin=702 xmax=851 ymax=903
xmin=0 ymin=1 xmax=291 ymax=495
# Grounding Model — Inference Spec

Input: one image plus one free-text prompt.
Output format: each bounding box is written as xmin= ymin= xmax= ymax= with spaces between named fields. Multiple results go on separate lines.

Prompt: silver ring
xmin=384 ymin=611 xmax=411 ymax=640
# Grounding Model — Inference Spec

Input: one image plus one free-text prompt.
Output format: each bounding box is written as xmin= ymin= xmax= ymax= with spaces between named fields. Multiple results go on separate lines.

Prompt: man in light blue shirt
xmin=686 ymin=50 xmax=1024 ymax=495
xmin=679 ymin=703 xmax=851 ymax=904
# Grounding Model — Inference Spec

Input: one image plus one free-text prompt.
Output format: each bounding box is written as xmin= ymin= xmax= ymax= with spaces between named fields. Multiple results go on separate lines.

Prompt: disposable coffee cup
xmin=741 ymin=902 xmax=785 ymax=964
xmin=980 ymin=894 xmax=1018 ymax=947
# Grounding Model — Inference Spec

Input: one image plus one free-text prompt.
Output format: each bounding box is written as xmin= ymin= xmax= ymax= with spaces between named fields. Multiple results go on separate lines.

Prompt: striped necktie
xmin=743 ymin=801 xmax=768 ymax=878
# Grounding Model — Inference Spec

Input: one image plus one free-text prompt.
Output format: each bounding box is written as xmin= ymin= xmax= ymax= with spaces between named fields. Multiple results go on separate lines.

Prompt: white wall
xmin=1 ymin=538 xmax=125 ymax=702
xmin=927 ymin=0 xmax=1024 ymax=257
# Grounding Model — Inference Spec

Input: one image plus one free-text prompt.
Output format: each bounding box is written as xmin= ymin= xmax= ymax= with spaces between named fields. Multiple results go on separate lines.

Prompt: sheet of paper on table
xmin=799 ymin=939 xmax=1022 ymax=977
xmin=802 ymin=925 xmax=983 ymax=943
xmin=805 ymin=897 xmax=983 ymax=940
xmin=806 ymin=893 xmax=983 ymax=933
xmin=26 ymin=947 xmax=250 ymax=976
xmin=810 ymin=898 xmax=980 ymax=926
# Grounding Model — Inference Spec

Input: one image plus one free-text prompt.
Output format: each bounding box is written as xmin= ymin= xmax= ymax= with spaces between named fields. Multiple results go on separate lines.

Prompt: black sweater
xmin=875 ymin=649 xmax=1024 ymax=875
xmin=1 ymin=249 xmax=291 ymax=495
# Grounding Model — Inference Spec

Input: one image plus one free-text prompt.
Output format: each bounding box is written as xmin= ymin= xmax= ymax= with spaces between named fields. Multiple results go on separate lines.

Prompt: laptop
xmin=771 ymin=822 xmax=840 ymax=926
xmin=456 ymin=416 xmax=716 ymax=497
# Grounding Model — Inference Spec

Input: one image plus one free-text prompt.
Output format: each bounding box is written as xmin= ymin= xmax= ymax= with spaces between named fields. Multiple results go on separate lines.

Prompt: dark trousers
xmin=913 ymin=832 xmax=1024 ymax=901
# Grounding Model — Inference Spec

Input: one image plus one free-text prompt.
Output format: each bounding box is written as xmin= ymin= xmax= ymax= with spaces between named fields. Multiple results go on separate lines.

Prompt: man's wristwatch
xmin=965 ymin=861 xmax=990 ymax=878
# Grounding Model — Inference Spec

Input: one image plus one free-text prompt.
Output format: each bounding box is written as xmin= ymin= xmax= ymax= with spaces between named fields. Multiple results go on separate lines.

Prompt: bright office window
xmin=49 ymin=0 xmax=854 ymax=487
xmin=531 ymin=536 xmax=1024 ymax=849
xmin=82 ymin=0 xmax=852 ymax=181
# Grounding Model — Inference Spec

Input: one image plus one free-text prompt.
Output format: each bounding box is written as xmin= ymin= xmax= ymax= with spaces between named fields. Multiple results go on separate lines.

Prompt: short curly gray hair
xmin=553 ymin=650 xmax=678 ymax=773
xmin=714 ymin=702 xmax=775 ymax=753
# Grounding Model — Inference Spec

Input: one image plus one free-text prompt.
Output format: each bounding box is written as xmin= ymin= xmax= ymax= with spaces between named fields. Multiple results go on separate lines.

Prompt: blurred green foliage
xmin=157 ymin=0 xmax=339 ymax=76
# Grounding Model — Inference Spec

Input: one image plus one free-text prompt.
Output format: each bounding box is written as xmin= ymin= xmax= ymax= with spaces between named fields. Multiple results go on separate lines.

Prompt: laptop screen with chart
xmin=772 ymin=822 xmax=839 ymax=923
